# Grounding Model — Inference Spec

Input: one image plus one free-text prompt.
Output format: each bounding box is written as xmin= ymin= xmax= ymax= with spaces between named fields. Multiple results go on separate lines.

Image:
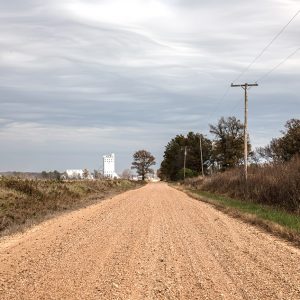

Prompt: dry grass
xmin=0 ymin=177 xmax=143 ymax=235
xmin=186 ymin=156 xmax=300 ymax=213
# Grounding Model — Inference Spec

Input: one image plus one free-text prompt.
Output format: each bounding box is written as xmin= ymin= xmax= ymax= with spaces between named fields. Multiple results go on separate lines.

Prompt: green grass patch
xmin=194 ymin=190 xmax=300 ymax=234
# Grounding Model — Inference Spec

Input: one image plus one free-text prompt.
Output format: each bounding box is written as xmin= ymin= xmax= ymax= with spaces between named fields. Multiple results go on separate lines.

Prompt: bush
xmin=176 ymin=168 xmax=198 ymax=180
xmin=1 ymin=178 xmax=42 ymax=197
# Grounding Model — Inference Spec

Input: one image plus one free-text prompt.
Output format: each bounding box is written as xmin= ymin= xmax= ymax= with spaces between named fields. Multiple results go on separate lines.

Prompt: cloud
xmin=0 ymin=0 xmax=299 ymax=171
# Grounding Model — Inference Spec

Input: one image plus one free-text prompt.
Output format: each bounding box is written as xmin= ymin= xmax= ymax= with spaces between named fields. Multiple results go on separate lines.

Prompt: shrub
xmin=176 ymin=168 xmax=198 ymax=180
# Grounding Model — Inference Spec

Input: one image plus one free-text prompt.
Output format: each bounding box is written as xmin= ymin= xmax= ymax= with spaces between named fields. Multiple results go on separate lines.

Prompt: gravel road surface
xmin=0 ymin=183 xmax=299 ymax=299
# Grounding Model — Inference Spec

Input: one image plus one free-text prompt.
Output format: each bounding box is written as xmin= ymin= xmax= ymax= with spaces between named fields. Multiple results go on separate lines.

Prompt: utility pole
xmin=199 ymin=135 xmax=204 ymax=177
xmin=183 ymin=146 xmax=187 ymax=180
xmin=231 ymin=82 xmax=258 ymax=181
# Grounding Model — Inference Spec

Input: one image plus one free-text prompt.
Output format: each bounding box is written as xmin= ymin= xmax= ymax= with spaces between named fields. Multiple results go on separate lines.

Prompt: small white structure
xmin=66 ymin=169 xmax=84 ymax=179
xmin=131 ymin=173 xmax=160 ymax=182
xmin=103 ymin=153 xmax=119 ymax=179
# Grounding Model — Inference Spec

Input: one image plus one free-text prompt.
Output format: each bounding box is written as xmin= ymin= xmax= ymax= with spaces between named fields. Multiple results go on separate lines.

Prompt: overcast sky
xmin=0 ymin=0 xmax=299 ymax=172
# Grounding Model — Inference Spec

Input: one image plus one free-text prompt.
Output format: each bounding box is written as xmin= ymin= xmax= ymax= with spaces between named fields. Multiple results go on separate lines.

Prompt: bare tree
xmin=82 ymin=169 xmax=89 ymax=179
xmin=131 ymin=150 xmax=156 ymax=181
xmin=93 ymin=170 xmax=103 ymax=179
xmin=257 ymin=119 xmax=300 ymax=162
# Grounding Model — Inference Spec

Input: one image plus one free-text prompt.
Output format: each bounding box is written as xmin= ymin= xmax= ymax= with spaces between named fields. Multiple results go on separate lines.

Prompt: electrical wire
xmin=208 ymin=9 xmax=299 ymax=122
xmin=256 ymin=47 xmax=300 ymax=83
xmin=226 ymin=47 xmax=300 ymax=128
xmin=205 ymin=9 xmax=299 ymax=126
xmin=227 ymin=45 xmax=300 ymax=131
xmin=232 ymin=9 xmax=300 ymax=84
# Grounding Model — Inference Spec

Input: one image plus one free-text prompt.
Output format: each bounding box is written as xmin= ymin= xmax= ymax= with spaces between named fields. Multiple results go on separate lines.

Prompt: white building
xmin=65 ymin=169 xmax=94 ymax=180
xmin=103 ymin=153 xmax=119 ymax=179
xmin=66 ymin=169 xmax=84 ymax=179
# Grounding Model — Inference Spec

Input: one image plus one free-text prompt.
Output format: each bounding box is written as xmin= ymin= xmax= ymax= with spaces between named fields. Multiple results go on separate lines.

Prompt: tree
xmin=82 ymin=169 xmax=89 ymax=179
xmin=210 ymin=116 xmax=251 ymax=170
xmin=121 ymin=169 xmax=132 ymax=179
xmin=41 ymin=170 xmax=61 ymax=180
xmin=41 ymin=171 xmax=48 ymax=179
xmin=93 ymin=170 xmax=102 ymax=179
xmin=52 ymin=170 xmax=61 ymax=181
xmin=160 ymin=132 xmax=212 ymax=181
xmin=258 ymin=118 xmax=300 ymax=162
xmin=131 ymin=150 xmax=156 ymax=180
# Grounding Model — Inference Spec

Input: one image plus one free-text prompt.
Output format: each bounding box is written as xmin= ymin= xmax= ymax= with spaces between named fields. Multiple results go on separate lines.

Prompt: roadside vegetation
xmin=198 ymin=191 xmax=300 ymax=231
xmin=186 ymin=156 xmax=300 ymax=213
xmin=159 ymin=117 xmax=299 ymax=180
xmin=181 ymin=157 xmax=300 ymax=245
xmin=160 ymin=117 xmax=300 ymax=244
xmin=159 ymin=116 xmax=248 ymax=181
xmin=182 ymin=187 xmax=300 ymax=245
xmin=0 ymin=177 xmax=143 ymax=236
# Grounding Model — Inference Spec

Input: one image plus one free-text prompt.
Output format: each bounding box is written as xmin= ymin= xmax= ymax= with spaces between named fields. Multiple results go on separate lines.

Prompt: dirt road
xmin=0 ymin=183 xmax=299 ymax=299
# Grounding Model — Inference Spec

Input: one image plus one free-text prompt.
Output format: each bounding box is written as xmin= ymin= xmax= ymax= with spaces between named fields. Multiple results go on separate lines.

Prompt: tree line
xmin=159 ymin=117 xmax=300 ymax=181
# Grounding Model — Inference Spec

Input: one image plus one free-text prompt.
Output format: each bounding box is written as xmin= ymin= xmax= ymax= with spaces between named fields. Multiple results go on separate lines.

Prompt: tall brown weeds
xmin=188 ymin=156 xmax=300 ymax=213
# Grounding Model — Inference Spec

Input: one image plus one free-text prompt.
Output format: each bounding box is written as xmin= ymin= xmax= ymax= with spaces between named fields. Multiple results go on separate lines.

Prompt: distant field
xmin=0 ymin=177 xmax=143 ymax=236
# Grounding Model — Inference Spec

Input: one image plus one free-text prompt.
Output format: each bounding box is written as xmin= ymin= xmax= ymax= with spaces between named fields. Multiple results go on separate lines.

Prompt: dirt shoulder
xmin=1 ymin=183 xmax=299 ymax=299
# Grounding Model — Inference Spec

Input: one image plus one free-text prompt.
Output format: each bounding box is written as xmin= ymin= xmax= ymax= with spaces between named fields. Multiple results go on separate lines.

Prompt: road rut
xmin=0 ymin=183 xmax=299 ymax=299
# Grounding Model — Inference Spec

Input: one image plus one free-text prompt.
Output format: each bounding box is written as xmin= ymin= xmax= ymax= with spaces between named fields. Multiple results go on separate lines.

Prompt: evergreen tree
xmin=160 ymin=132 xmax=212 ymax=181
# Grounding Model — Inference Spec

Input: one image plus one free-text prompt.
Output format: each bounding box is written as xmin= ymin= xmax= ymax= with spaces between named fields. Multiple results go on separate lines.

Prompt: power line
xmin=256 ymin=47 xmax=300 ymax=83
xmin=232 ymin=9 xmax=300 ymax=83
xmin=209 ymin=9 xmax=299 ymax=122
xmin=206 ymin=9 xmax=299 ymax=126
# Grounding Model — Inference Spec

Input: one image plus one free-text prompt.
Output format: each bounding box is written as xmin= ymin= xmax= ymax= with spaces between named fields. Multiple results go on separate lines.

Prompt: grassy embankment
xmin=182 ymin=157 xmax=300 ymax=245
xmin=0 ymin=177 xmax=143 ymax=236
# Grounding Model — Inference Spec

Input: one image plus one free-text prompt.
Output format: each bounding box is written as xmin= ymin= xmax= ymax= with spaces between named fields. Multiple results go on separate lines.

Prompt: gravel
xmin=0 ymin=183 xmax=299 ymax=299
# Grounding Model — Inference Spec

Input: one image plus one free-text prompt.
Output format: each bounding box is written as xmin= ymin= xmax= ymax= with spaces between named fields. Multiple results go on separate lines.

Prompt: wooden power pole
xmin=199 ymin=135 xmax=204 ymax=177
xmin=231 ymin=82 xmax=258 ymax=181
